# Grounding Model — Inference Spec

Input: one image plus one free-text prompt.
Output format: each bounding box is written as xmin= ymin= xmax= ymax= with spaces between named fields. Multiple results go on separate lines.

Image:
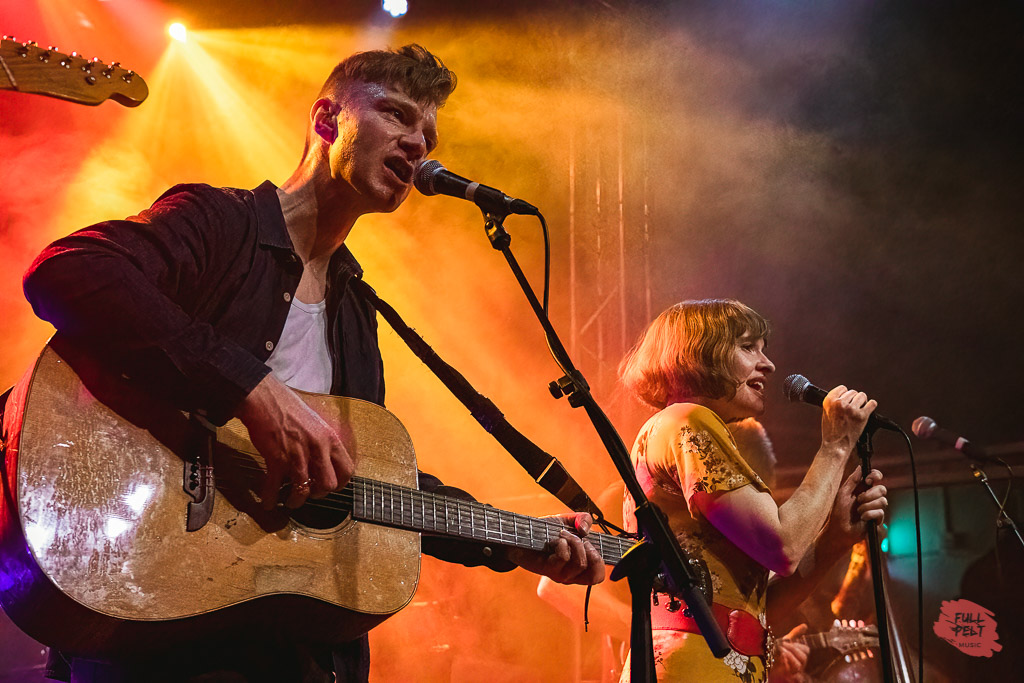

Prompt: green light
xmin=887 ymin=519 xmax=921 ymax=556
xmin=881 ymin=537 xmax=889 ymax=552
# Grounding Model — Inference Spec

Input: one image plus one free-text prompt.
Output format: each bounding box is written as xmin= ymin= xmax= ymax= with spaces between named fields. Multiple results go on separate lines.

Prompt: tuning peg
xmin=102 ymin=61 xmax=121 ymax=78
xmin=2 ymin=35 xmax=14 ymax=41
xmin=122 ymin=69 xmax=135 ymax=83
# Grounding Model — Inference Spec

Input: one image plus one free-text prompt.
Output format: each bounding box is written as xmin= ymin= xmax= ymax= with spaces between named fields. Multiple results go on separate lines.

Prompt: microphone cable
xmin=895 ymin=428 xmax=924 ymax=683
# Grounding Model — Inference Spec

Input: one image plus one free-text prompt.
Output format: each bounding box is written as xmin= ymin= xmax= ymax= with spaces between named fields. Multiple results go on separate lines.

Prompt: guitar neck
xmin=790 ymin=632 xmax=830 ymax=649
xmin=336 ymin=476 xmax=635 ymax=565
xmin=787 ymin=626 xmax=878 ymax=653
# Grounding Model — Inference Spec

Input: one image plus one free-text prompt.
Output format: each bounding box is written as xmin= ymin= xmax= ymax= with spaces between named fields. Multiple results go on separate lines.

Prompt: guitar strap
xmin=352 ymin=278 xmax=603 ymax=521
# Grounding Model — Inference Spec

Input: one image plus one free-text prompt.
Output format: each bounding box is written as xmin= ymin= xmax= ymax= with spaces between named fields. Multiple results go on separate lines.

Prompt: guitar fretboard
xmin=793 ymin=632 xmax=831 ymax=649
xmin=788 ymin=625 xmax=878 ymax=653
xmin=335 ymin=476 xmax=636 ymax=565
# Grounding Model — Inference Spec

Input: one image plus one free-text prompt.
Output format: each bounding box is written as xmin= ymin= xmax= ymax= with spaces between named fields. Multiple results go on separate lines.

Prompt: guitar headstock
xmin=826 ymin=623 xmax=879 ymax=654
xmin=0 ymin=36 xmax=148 ymax=107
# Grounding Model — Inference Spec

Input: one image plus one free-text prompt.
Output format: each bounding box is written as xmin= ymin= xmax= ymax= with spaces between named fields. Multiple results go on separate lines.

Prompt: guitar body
xmin=0 ymin=340 xmax=420 ymax=656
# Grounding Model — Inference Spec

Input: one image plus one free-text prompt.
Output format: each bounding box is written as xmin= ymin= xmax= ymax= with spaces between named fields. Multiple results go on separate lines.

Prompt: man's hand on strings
xmin=237 ymin=373 xmax=354 ymax=509
xmin=506 ymin=512 xmax=606 ymax=585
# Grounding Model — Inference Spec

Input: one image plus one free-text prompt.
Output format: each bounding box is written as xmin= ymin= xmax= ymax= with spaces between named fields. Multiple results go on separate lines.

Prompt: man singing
xmin=20 ymin=44 xmax=603 ymax=683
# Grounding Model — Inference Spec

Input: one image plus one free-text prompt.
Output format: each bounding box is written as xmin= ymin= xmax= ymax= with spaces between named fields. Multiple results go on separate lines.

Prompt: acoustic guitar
xmin=1 ymin=36 xmax=148 ymax=106
xmin=0 ymin=339 xmax=636 ymax=656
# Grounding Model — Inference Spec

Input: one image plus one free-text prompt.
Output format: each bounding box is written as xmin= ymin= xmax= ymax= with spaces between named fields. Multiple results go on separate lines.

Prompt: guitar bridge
xmin=183 ymin=415 xmax=215 ymax=531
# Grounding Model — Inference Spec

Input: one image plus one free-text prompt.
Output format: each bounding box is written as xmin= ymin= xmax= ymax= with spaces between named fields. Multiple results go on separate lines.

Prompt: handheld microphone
xmin=783 ymin=374 xmax=902 ymax=433
xmin=414 ymin=160 xmax=539 ymax=216
xmin=911 ymin=416 xmax=997 ymax=463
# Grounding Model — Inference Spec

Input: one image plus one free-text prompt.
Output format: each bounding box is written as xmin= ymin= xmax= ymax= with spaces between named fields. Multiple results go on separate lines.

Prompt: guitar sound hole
xmin=289 ymin=495 xmax=353 ymax=530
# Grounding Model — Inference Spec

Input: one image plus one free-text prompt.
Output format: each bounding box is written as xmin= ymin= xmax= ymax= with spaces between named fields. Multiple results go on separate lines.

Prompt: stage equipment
xmin=415 ymin=160 xmax=539 ymax=216
xmin=783 ymin=374 xmax=901 ymax=433
xmin=911 ymin=416 xmax=998 ymax=463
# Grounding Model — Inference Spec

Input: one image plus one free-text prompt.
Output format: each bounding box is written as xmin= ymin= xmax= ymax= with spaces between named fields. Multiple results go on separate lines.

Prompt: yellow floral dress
xmin=619 ymin=403 xmax=772 ymax=683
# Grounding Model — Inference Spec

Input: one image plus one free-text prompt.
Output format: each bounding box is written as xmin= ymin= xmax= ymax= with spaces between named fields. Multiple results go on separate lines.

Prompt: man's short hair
xmin=619 ymin=299 xmax=770 ymax=409
xmin=319 ymin=44 xmax=456 ymax=107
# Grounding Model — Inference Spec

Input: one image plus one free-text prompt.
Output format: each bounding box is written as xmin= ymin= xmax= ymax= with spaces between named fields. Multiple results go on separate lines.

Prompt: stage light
xmin=383 ymin=0 xmax=408 ymax=18
xmin=169 ymin=22 xmax=187 ymax=43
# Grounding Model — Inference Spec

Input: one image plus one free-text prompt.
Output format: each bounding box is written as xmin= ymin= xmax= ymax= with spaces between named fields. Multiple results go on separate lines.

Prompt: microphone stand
xmin=858 ymin=426 xmax=896 ymax=683
xmin=480 ymin=211 xmax=731 ymax=682
xmin=968 ymin=464 xmax=1024 ymax=549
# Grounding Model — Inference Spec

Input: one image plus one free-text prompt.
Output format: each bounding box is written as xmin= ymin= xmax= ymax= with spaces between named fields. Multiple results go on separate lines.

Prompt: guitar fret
xmin=412 ymin=488 xmax=425 ymax=530
xmin=488 ymin=508 xmax=500 ymax=542
xmin=476 ymin=504 xmax=487 ymax=541
xmin=469 ymin=502 xmax=478 ymax=539
xmin=478 ymin=504 xmax=488 ymax=541
xmin=513 ymin=514 xmax=529 ymax=548
xmin=499 ymin=510 xmax=515 ymax=543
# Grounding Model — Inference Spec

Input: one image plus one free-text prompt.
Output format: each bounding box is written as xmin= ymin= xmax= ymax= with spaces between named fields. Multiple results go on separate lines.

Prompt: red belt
xmin=650 ymin=596 xmax=768 ymax=658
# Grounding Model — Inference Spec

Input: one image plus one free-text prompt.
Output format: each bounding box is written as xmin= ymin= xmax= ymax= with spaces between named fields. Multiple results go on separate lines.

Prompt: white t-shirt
xmin=266 ymin=297 xmax=332 ymax=394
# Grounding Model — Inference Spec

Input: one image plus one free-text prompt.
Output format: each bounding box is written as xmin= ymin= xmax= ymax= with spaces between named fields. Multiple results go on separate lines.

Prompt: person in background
xmin=614 ymin=299 xmax=887 ymax=682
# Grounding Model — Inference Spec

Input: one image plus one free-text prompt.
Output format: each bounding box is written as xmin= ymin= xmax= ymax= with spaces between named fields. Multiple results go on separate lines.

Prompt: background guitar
xmin=1 ymin=36 xmax=147 ymax=106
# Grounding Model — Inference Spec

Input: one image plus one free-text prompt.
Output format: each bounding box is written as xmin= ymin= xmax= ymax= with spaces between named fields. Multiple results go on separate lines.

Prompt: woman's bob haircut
xmin=619 ymin=299 xmax=770 ymax=409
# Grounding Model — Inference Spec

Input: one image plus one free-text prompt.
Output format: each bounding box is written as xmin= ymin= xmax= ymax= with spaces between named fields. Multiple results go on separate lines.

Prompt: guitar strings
xmin=210 ymin=450 xmax=634 ymax=560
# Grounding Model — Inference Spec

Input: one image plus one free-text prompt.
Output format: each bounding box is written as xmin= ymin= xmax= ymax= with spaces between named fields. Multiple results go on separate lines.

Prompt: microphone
xmin=414 ymin=160 xmax=539 ymax=216
xmin=911 ymin=416 xmax=997 ymax=462
xmin=782 ymin=374 xmax=902 ymax=433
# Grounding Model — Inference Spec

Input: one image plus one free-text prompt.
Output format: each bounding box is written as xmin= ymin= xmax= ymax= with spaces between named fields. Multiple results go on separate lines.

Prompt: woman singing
xmin=617 ymin=300 xmax=887 ymax=682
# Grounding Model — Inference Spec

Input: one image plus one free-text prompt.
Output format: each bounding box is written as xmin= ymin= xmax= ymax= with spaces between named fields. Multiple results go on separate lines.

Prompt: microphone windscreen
xmin=783 ymin=374 xmax=810 ymax=403
xmin=414 ymin=159 xmax=443 ymax=196
xmin=911 ymin=416 xmax=937 ymax=439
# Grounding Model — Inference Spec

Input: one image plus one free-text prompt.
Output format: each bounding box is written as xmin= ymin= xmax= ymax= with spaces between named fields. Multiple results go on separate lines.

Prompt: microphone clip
xmin=484 ymin=212 xmax=512 ymax=250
